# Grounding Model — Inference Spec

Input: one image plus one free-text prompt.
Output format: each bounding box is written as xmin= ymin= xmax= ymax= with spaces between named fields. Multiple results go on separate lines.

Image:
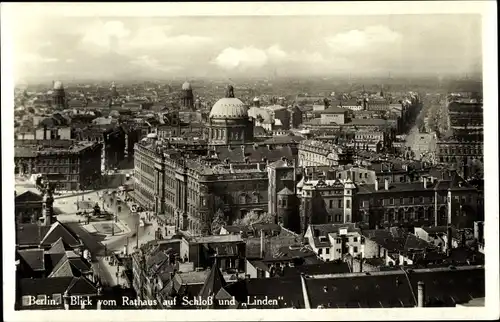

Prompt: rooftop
xmin=15 ymin=140 xmax=99 ymax=157
xmin=304 ymin=265 xmax=484 ymax=308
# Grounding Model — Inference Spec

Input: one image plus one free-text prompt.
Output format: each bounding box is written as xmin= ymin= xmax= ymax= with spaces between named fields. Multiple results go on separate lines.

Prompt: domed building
xmin=208 ymin=85 xmax=254 ymax=145
xmin=253 ymin=97 xmax=261 ymax=108
xmin=180 ymin=81 xmax=194 ymax=110
xmin=52 ymin=80 xmax=67 ymax=109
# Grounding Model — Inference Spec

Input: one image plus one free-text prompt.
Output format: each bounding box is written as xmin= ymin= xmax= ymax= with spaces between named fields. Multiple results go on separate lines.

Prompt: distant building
xmin=14 ymin=140 xmax=102 ymax=190
xmin=51 ymin=81 xmax=67 ymax=110
xmin=180 ymin=81 xmax=194 ymax=110
xmin=15 ymin=191 xmax=43 ymax=224
xmin=298 ymin=140 xmax=353 ymax=167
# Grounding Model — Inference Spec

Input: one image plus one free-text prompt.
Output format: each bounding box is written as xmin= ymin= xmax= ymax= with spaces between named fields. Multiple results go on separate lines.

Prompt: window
xmin=409 ymin=197 xmax=414 ymax=204
xmin=364 ymin=173 xmax=368 ymax=178
xmin=346 ymin=200 xmax=351 ymax=209
xmin=22 ymin=296 xmax=32 ymax=306
xmin=325 ymin=248 xmax=330 ymax=254
xmin=400 ymin=197 xmax=404 ymax=204
xmin=390 ymin=198 xmax=394 ymax=205
xmin=337 ymin=249 xmax=342 ymax=253
xmin=318 ymin=248 xmax=323 ymax=255
xmin=329 ymin=200 xmax=333 ymax=208
xmin=336 ymin=238 xmax=342 ymax=244
xmin=359 ymin=173 xmax=362 ymax=179
xmin=353 ymin=246 xmax=358 ymax=253
xmin=353 ymin=237 xmax=358 ymax=242
xmin=338 ymin=200 xmax=342 ymax=208
xmin=328 ymin=215 xmax=333 ymax=222
xmin=420 ymin=196 xmax=424 ymax=203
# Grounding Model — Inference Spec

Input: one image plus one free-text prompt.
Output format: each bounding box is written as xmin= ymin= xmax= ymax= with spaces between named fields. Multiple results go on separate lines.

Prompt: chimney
xmin=417 ymin=281 xmax=425 ymax=307
xmin=375 ymin=180 xmax=379 ymax=191
xmin=423 ymin=177 xmax=428 ymax=189
xmin=446 ymin=225 xmax=453 ymax=256
xmin=384 ymin=178 xmax=389 ymax=190
xmin=260 ymin=230 xmax=265 ymax=258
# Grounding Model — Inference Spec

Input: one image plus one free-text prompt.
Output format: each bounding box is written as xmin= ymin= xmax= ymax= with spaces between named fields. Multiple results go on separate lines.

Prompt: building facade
xmin=14 ymin=140 xmax=102 ymax=190
xmin=298 ymin=140 xmax=352 ymax=167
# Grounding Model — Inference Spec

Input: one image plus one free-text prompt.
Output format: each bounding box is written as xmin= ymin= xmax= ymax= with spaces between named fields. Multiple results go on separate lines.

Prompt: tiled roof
xmin=66 ymin=276 xmax=98 ymax=295
xmin=220 ymin=276 xmax=304 ymax=308
xmin=46 ymin=237 xmax=67 ymax=254
xmin=357 ymin=182 xmax=437 ymax=194
xmin=18 ymin=276 xmax=74 ymax=297
xmin=15 ymin=191 xmax=43 ymax=203
xmin=198 ymin=262 xmax=227 ymax=303
xmin=16 ymin=224 xmax=51 ymax=246
xmin=18 ymin=249 xmax=45 ymax=271
xmin=362 ymin=229 xmax=408 ymax=253
xmin=317 ymin=107 xmax=347 ymax=114
xmin=310 ymin=223 xmax=359 ymax=236
xmin=282 ymin=262 xmax=351 ymax=276
xmin=278 ymin=187 xmax=294 ymax=195
xmin=304 ymin=266 xmax=484 ymax=308
xmin=40 ymin=222 xmax=81 ymax=248
xmin=49 ymin=253 xmax=75 ymax=278
xmin=68 ymin=257 xmax=92 ymax=274
xmin=213 ymin=145 xmax=296 ymax=164
xmin=348 ymin=118 xmax=389 ymax=126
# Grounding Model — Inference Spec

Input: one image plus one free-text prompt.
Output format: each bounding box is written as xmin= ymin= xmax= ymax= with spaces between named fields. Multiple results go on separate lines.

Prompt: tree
xmin=233 ymin=211 xmax=274 ymax=226
xmin=211 ymin=209 xmax=227 ymax=235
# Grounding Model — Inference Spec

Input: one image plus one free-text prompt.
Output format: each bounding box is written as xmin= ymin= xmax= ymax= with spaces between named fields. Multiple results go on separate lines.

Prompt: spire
xmin=198 ymin=255 xmax=227 ymax=305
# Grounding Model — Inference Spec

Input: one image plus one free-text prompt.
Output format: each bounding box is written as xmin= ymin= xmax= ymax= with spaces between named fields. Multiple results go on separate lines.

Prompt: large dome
xmin=209 ymin=97 xmax=248 ymax=119
xmin=182 ymin=81 xmax=192 ymax=90
xmin=53 ymin=81 xmax=64 ymax=90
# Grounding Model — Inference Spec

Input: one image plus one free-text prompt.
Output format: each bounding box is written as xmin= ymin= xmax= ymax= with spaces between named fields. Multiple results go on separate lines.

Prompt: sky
xmin=11 ymin=14 xmax=483 ymax=82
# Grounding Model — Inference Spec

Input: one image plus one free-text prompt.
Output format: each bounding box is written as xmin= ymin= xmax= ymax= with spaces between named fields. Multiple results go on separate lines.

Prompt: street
xmin=16 ymin=177 xmax=160 ymax=285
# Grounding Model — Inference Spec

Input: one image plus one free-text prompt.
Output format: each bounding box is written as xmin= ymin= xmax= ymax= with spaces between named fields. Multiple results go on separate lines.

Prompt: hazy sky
xmin=12 ymin=14 xmax=482 ymax=81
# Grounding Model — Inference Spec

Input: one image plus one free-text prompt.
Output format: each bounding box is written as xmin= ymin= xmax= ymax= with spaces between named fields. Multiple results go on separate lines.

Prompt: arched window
xmin=253 ymin=192 xmax=260 ymax=203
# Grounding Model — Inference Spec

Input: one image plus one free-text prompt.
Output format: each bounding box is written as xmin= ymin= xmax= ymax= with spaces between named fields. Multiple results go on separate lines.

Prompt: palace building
xmin=14 ymin=140 xmax=102 ymax=191
xmin=132 ymin=85 xmax=299 ymax=236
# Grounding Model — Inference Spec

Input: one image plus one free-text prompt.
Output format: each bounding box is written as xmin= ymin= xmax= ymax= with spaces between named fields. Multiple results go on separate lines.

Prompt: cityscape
xmin=7 ymin=7 xmax=492 ymax=316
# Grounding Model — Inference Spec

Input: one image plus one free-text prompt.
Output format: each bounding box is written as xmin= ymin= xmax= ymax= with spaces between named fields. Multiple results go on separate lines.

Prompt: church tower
xmin=41 ymin=183 xmax=55 ymax=226
xmin=52 ymin=80 xmax=67 ymax=110
xmin=277 ymin=186 xmax=300 ymax=233
xmin=181 ymin=81 xmax=194 ymax=110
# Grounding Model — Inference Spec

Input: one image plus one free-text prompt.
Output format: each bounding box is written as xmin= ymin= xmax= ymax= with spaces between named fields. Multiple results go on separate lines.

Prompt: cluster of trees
xmin=426 ymin=103 xmax=453 ymax=139
xmin=210 ymin=209 xmax=275 ymax=235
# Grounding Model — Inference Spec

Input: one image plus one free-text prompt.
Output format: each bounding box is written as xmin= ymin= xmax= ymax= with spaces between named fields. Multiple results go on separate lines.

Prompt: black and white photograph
xmin=2 ymin=2 xmax=498 ymax=321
